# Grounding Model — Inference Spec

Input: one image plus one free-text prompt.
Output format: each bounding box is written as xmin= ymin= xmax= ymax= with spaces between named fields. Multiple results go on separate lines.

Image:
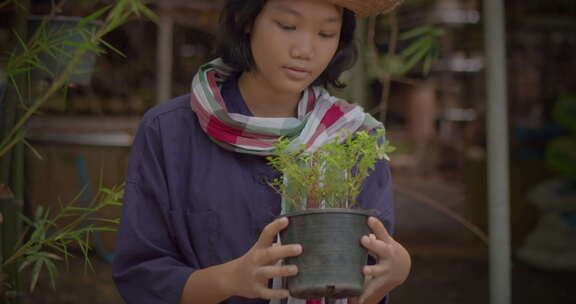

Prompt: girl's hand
xmin=228 ymin=217 xmax=302 ymax=300
xmin=350 ymin=217 xmax=411 ymax=304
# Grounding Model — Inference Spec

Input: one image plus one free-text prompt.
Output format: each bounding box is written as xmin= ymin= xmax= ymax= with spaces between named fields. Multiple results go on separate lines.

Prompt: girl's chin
xmin=277 ymin=79 xmax=314 ymax=94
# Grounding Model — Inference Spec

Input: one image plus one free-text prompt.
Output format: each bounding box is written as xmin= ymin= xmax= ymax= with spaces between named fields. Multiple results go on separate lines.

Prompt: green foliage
xmin=552 ymin=93 xmax=576 ymax=134
xmin=368 ymin=24 xmax=444 ymax=79
xmin=267 ymin=129 xmax=395 ymax=212
xmin=0 ymin=0 xmax=158 ymax=158
xmin=2 ymin=184 xmax=124 ymax=293
xmin=547 ymin=93 xmax=576 ymax=182
xmin=0 ymin=0 xmax=155 ymax=299
xmin=397 ymin=25 xmax=444 ymax=76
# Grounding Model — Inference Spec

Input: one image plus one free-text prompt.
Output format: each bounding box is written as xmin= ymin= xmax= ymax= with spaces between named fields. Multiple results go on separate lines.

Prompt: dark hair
xmin=214 ymin=0 xmax=358 ymax=89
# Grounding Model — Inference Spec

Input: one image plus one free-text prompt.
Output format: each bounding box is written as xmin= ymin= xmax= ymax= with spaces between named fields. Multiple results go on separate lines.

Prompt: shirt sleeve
xmin=356 ymin=158 xmax=395 ymax=304
xmin=112 ymin=116 xmax=195 ymax=304
xmin=357 ymin=159 xmax=395 ymax=236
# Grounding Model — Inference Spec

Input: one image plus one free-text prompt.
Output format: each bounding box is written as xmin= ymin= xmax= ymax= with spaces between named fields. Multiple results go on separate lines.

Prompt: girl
xmin=112 ymin=0 xmax=410 ymax=303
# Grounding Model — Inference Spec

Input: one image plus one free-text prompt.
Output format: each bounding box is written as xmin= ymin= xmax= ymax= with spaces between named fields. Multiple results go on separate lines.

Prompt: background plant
xmin=0 ymin=0 xmax=157 ymax=302
xmin=365 ymin=8 xmax=444 ymax=122
xmin=267 ymin=129 xmax=395 ymax=212
xmin=1 ymin=184 xmax=124 ymax=295
xmin=0 ymin=0 xmax=158 ymax=158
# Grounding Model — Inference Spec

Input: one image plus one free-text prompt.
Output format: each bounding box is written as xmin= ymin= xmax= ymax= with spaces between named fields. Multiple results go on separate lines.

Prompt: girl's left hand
xmin=349 ymin=217 xmax=411 ymax=304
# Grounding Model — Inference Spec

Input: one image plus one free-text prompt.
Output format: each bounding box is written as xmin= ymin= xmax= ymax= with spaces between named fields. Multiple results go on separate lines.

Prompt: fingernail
xmin=294 ymin=245 xmax=302 ymax=254
xmin=362 ymin=235 xmax=370 ymax=244
xmin=370 ymin=233 xmax=377 ymax=240
xmin=289 ymin=265 xmax=298 ymax=273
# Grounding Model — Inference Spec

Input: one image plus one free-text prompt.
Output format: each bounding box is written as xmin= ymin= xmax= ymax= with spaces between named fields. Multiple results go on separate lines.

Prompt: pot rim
xmin=280 ymin=208 xmax=375 ymax=218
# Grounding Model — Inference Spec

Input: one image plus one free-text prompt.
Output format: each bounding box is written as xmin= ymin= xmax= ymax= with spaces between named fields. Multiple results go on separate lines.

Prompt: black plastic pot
xmin=280 ymin=208 xmax=373 ymax=299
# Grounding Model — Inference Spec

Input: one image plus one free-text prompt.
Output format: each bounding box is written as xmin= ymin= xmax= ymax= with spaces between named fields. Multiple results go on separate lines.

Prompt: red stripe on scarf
xmin=305 ymin=103 xmax=344 ymax=149
xmin=207 ymin=116 xmax=276 ymax=142
xmin=306 ymin=88 xmax=316 ymax=113
xmin=236 ymin=136 xmax=273 ymax=148
xmin=321 ymin=104 xmax=345 ymax=127
xmin=306 ymin=300 xmax=322 ymax=304
xmin=207 ymin=117 xmax=274 ymax=148
xmin=207 ymin=116 xmax=241 ymax=144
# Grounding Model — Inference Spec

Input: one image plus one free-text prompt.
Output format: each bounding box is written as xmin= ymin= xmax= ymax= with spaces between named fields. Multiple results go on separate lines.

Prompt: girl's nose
xmin=290 ymin=33 xmax=314 ymax=60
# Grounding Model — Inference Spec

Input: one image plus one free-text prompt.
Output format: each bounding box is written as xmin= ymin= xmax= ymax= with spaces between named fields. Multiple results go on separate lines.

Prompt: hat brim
xmin=328 ymin=0 xmax=403 ymax=18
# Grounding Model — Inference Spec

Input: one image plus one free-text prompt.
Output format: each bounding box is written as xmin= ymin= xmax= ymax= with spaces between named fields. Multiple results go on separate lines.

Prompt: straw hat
xmin=328 ymin=0 xmax=403 ymax=17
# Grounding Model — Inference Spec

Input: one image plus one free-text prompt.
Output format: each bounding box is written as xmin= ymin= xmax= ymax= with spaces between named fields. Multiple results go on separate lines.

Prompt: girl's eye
xmin=277 ymin=22 xmax=296 ymax=31
xmin=319 ymin=33 xmax=337 ymax=39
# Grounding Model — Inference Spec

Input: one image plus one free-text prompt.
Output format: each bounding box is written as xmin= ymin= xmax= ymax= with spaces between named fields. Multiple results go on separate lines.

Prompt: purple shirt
xmin=112 ymin=76 xmax=395 ymax=304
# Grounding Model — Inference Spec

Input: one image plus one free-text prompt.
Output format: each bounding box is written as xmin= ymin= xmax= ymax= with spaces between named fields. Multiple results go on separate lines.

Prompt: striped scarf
xmin=190 ymin=58 xmax=380 ymax=304
xmin=190 ymin=58 xmax=382 ymax=156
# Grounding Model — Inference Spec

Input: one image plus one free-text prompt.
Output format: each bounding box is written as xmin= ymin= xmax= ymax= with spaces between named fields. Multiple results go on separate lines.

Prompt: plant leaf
xmin=399 ymin=25 xmax=431 ymax=40
xmin=29 ymin=258 xmax=44 ymax=292
xmin=79 ymin=5 xmax=113 ymax=28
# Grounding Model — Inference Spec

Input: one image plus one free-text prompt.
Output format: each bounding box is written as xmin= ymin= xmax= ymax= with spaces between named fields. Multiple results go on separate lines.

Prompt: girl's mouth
xmin=283 ymin=66 xmax=311 ymax=80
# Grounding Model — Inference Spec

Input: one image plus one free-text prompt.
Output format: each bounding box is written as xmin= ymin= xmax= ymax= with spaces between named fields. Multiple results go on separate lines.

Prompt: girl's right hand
xmin=228 ymin=217 xmax=302 ymax=300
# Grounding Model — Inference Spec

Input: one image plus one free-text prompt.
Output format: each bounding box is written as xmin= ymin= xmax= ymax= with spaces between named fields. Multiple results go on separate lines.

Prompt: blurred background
xmin=0 ymin=0 xmax=575 ymax=303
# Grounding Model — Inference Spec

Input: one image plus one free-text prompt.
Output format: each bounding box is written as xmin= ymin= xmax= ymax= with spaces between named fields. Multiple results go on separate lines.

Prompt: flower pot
xmin=28 ymin=16 xmax=100 ymax=86
xmin=280 ymin=208 xmax=372 ymax=299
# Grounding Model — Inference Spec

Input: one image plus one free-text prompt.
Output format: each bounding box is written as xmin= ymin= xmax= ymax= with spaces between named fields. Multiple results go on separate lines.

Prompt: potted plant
xmin=266 ymin=129 xmax=394 ymax=299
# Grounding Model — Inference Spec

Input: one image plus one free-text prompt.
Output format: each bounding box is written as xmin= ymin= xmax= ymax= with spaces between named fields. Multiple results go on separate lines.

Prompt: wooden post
xmin=156 ymin=0 xmax=174 ymax=104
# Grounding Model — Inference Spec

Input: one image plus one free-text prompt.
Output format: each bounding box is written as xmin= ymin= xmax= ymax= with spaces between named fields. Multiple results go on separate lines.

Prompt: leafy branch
xmin=0 ymin=0 xmax=158 ymax=158
xmin=2 ymin=184 xmax=124 ymax=292
xmin=366 ymin=12 xmax=444 ymax=121
xmin=267 ymin=129 xmax=395 ymax=212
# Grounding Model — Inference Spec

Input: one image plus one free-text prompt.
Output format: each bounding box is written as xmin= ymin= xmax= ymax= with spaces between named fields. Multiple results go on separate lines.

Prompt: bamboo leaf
xmin=98 ymin=38 xmax=126 ymax=57
xmin=22 ymin=139 xmax=44 ymax=160
xmin=17 ymin=255 xmax=36 ymax=273
xmin=39 ymin=252 xmax=63 ymax=261
xmin=401 ymin=36 xmax=432 ymax=58
xmin=88 ymin=227 xmax=117 ymax=232
xmin=399 ymin=25 xmax=431 ymax=40
xmin=0 ymin=129 xmax=27 ymax=158
xmin=19 ymin=213 xmax=35 ymax=227
xmin=422 ymin=53 xmax=433 ymax=75
xmin=12 ymin=29 xmax=29 ymax=53
xmin=24 ymin=57 xmax=53 ymax=76
xmin=400 ymin=46 xmax=429 ymax=75
xmin=9 ymin=75 xmax=27 ymax=108
xmin=79 ymin=5 xmax=113 ymax=28
xmin=136 ymin=2 xmax=159 ymax=24
xmin=90 ymin=218 xmax=121 ymax=224
xmin=29 ymin=258 xmax=45 ymax=292
xmin=44 ymin=242 xmax=69 ymax=258
xmin=44 ymin=257 xmax=58 ymax=289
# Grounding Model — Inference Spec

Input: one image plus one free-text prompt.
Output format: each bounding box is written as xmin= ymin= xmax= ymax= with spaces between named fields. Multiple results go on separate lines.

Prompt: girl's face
xmin=248 ymin=0 xmax=342 ymax=94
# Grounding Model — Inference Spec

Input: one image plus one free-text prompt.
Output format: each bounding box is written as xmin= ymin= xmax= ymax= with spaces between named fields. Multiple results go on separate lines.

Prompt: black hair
xmin=214 ymin=0 xmax=358 ymax=89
